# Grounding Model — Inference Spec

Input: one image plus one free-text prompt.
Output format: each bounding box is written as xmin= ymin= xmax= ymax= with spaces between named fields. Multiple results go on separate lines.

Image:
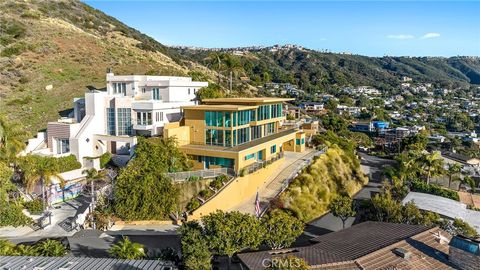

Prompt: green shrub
xmin=198 ymin=189 xmax=213 ymax=199
xmin=410 ymin=180 xmax=460 ymax=201
xmin=24 ymin=198 xmax=43 ymax=215
xmin=452 ymin=218 xmax=478 ymax=238
xmin=1 ymin=42 xmax=30 ymax=57
xmin=100 ymin=152 xmax=112 ymax=168
xmin=209 ymin=179 xmax=223 ymax=190
xmin=187 ymin=175 xmax=202 ymax=182
xmin=0 ymin=202 xmax=32 ymax=227
xmin=215 ymin=174 xmax=229 ymax=183
xmin=186 ymin=198 xmax=201 ymax=212
xmin=55 ymin=155 xmax=82 ymax=172
xmin=34 ymin=239 xmax=68 ymax=257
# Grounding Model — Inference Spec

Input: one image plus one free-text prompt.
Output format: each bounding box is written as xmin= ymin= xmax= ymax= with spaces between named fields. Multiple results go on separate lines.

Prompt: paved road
xmin=229 ymin=149 xmax=319 ymax=214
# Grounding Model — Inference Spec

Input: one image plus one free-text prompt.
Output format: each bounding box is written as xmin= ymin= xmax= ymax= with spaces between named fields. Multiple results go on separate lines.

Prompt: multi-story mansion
xmin=25 ymin=72 xmax=208 ymax=166
xmin=164 ymin=98 xmax=306 ymax=173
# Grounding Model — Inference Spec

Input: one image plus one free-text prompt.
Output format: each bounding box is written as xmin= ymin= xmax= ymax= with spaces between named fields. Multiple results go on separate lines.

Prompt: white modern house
xmin=25 ymin=72 xmax=208 ymax=167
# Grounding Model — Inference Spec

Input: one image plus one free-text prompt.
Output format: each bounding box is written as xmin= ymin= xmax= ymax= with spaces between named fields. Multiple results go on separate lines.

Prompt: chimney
xmin=448 ymin=235 xmax=480 ymax=270
xmin=434 ymin=231 xmax=449 ymax=245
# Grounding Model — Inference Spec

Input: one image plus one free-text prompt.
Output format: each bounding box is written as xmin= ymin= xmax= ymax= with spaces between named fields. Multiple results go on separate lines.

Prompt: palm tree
xmin=419 ymin=152 xmax=444 ymax=184
xmin=446 ymin=163 xmax=462 ymax=189
xmin=23 ymin=156 xmax=65 ymax=211
xmin=82 ymin=168 xmax=107 ymax=229
xmin=206 ymin=52 xmax=223 ymax=85
xmin=34 ymin=239 xmax=67 ymax=257
xmin=223 ymin=54 xmax=242 ymax=93
xmin=456 ymin=175 xmax=477 ymax=192
xmin=0 ymin=115 xmax=29 ymax=164
xmin=108 ymin=236 xmax=145 ymax=259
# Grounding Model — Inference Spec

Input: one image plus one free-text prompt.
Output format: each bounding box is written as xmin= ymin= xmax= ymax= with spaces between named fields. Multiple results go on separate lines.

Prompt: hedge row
xmin=410 ymin=180 xmax=460 ymax=201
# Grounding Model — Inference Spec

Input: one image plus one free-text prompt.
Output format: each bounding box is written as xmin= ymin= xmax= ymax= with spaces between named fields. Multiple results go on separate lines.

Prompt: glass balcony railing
xmin=135 ymin=120 xmax=153 ymax=125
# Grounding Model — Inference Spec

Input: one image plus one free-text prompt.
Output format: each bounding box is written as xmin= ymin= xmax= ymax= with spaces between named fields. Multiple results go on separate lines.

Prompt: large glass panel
xmin=217 ymin=130 xmax=224 ymax=146
xmin=216 ymin=111 xmax=223 ymax=127
xmin=107 ymin=108 xmax=116 ymax=135
xmin=56 ymin=138 xmax=70 ymax=154
xmin=225 ymin=112 xmax=231 ymax=127
xmin=206 ymin=129 xmax=212 ymax=145
xmin=225 ymin=130 xmax=232 ymax=147
xmin=233 ymin=130 xmax=237 ymax=146
xmin=117 ymin=108 xmax=132 ymax=135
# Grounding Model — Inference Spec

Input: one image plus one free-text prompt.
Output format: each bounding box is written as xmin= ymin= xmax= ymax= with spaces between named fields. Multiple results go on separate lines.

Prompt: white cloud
xmin=387 ymin=34 xmax=415 ymax=40
xmin=421 ymin=32 xmax=441 ymax=39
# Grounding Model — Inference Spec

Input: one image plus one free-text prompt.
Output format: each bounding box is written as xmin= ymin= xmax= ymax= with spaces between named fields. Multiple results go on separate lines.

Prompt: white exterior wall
xmin=29 ymin=73 xmax=207 ymax=166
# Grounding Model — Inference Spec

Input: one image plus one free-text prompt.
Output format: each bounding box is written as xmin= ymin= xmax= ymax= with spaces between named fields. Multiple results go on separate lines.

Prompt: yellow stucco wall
xmin=189 ymin=157 xmax=285 ymax=220
xmin=163 ymin=125 xmax=190 ymax=146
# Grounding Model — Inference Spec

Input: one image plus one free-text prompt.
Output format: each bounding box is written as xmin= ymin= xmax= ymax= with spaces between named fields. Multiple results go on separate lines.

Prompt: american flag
xmin=255 ymin=190 xmax=261 ymax=218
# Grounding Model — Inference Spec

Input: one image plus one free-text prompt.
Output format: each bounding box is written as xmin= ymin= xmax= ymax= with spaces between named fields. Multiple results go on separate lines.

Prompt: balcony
xmin=133 ymin=119 xmax=153 ymax=130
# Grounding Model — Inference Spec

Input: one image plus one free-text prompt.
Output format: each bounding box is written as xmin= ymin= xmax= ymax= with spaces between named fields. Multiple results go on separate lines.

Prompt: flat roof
xmin=202 ymin=97 xmax=294 ymax=104
xmin=181 ymin=104 xmax=259 ymax=111
xmin=402 ymin=192 xmax=480 ymax=233
xmin=0 ymin=256 xmax=171 ymax=270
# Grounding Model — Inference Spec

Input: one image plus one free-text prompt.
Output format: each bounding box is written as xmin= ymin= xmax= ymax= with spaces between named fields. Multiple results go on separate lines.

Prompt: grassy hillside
xmin=279 ymin=146 xmax=367 ymax=221
xmin=0 ymin=0 xmax=218 ymax=133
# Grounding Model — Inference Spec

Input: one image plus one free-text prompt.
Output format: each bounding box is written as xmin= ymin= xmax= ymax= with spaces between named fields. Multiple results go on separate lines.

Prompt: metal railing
xmin=167 ymin=167 xmax=235 ymax=181
xmin=242 ymin=151 xmax=285 ymax=175
xmin=259 ymin=146 xmax=328 ymax=217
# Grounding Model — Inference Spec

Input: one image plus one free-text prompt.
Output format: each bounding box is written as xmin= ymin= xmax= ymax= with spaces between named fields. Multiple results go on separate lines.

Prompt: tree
xmin=0 ymin=115 xmax=29 ymax=164
xmin=370 ymin=192 xmax=403 ymax=223
xmin=114 ymin=137 xmax=188 ymax=220
xmin=401 ymin=134 xmax=428 ymax=152
xmin=206 ymin=52 xmax=224 ymax=85
xmin=328 ymin=195 xmax=356 ymax=229
xmin=0 ymin=239 xmax=17 ymax=256
xmin=202 ymin=211 xmax=264 ymax=267
xmin=179 ymin=221 xmax=212 ymax=270
xmin=22 ymin=155 xmax=65 ymax=211
xmin=261 ymin=209 xmax=304 ymax=250
xmin=196 ymin=83 xmax=224 ymax=100
xmin=324 ymin=99 xmax=338 ymax=112
xmin=451 ymin=218 xmax=479 ymax=238
xmin=418 ymin=152 xmax=444 ymax=184
xmin=108 ymin=236 xmax=145 ymax=259
xmin=456 ymin=175 xmax=476 ymax=192
xmin=34 ymin=239 xmax=67 ymax=257
xmin=83 ymin=168 xmax=107 ymax=229
xmin=446 ymin=163 xmax=462 ymax=189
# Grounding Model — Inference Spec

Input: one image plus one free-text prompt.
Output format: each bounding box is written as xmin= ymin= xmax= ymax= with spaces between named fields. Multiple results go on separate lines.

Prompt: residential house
xmin=164 ymin=98 xmax=306 ymax=174
xmin=238 ymin=221 xmax=461 ymax=270
xmin=25 ymin=72 xmax=208 ymax=167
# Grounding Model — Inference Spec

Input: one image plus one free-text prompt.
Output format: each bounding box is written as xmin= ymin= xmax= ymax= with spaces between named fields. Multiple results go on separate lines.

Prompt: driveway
xmin=0 ymin=195 xmax=91 ymax=239
xmin=228 ymin=149 xmax=319 ymax=214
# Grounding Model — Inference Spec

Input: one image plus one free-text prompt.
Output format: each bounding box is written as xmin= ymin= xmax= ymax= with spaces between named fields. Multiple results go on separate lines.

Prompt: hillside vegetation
xmin=1 ymin=0 xmax=479 ymax=134
xmin=178 ymin=48 xmax=480 ymax=92
xmin=279 ymin=145 xmax=367 ymax=221
xmin=0 ymin=0 xmax=217 ymax=133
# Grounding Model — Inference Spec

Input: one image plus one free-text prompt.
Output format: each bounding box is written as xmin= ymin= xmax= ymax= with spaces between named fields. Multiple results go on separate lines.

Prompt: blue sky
xmin=84 ymin=1 xmax=480 ymax=56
